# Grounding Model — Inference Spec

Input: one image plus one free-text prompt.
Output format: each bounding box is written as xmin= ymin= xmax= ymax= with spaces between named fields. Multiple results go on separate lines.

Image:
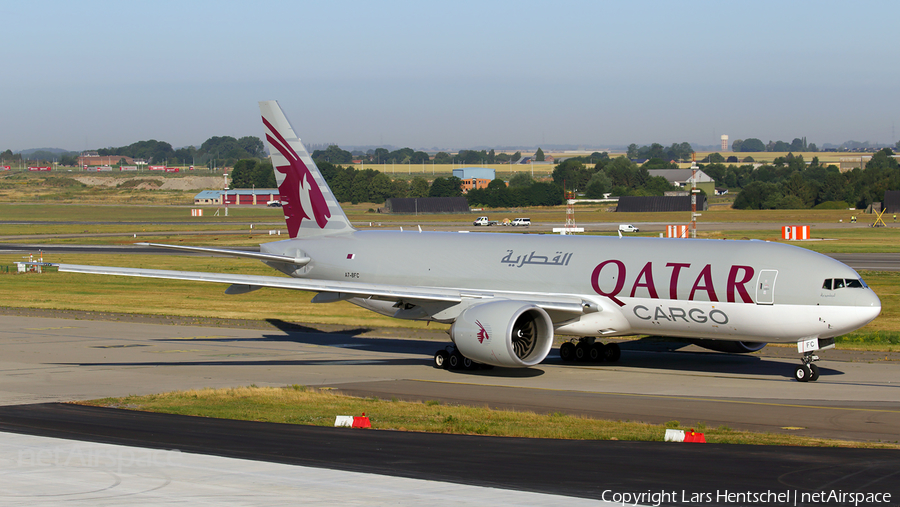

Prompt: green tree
xmin=585 ymin=170 xmax=611 ymax=198
xmin=739 ymin=138 xmax=765 ymax=152
xmin=429 ymin=176 xmax=463 ymax=197
xmin=433 ymin=152 xmax=452 ymax=164
xmin=647 ymin=143 xmax=665 ymax=160
xmin=410 ymin=151 xmax=430 ymax=164
xmin=626 ymin=143 xmax=639 ymax=159
xmin=409 ymin=176 xmax=429 ymax=198
xmin=535 ymin=147 xmax=545 ymax=162
xmin=312 ymin=145 xmax=353 ymax=164
xmin=508 ymin=172 xmax=534 ymax=189
xmin=551 ymin=159 xmax=591 ymax=190
xmin=390 ymin=178 xmax=409 ymax=198
xmin=230 ymin=159 xmax=258 ymax=188
xmin=705 ymin=153 xmax=725 ymax=163
xmin=733 ymin=181 xmax=782 ymax=209
xmin=369 ymin=173 xmax=394 ymax=202
xmin=641 ymin=176 xmax=678 ymax=196
xmin=372 ymin=148 xmax=389 ymax=163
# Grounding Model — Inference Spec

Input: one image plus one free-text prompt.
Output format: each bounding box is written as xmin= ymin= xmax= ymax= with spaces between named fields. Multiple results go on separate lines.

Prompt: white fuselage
xmin=261 ymin=231 xmax=881 ymax=344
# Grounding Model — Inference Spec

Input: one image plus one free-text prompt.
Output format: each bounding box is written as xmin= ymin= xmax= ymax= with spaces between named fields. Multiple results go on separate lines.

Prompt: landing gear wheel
xmin=448 ymin=351 xmax=463 ymax=370
xmin=794 ymin=365 xmax=811 ymax=382
xmin=559 ymin=342 xmax=575 ymax=362
xmin=589 ymin=343 xmax=604 ymax=362
xmin=809 ymin=363 xmax=820 ymax=382
xmin=603 ymin=342 xmax=621 ymax=363
xmin=434 ymin=350 xmax=449 ymax=369
xmin=462 ymin=357 xmax=478 ymax=370
xmin=574 ymin=342 xmax=589 ymax=362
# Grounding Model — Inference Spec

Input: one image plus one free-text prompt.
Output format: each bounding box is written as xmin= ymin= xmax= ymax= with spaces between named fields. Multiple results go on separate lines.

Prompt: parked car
xmin=267 ymin=200 xmax=283 ymax=207
xmin=618 ymin=224 xmax=639 ymax=233
xmin=511 ymin=218 xmax=531 ymax=227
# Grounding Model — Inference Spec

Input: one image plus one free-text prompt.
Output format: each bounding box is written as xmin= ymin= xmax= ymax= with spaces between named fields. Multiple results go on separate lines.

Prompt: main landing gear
xmin=433 ymin=346 xmax=493 ymax=371
xmin=794 ymin=352 xmax=821 ymax=382
xmin=558 ymin=338 xmax=621 ymax=363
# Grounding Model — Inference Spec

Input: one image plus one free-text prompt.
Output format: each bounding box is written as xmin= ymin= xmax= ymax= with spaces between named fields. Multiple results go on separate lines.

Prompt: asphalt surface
xmin=0 ymin=310 xmax=898 ymax=503
xmin=0 ymin=311 xmax=897 ymax=443
xmin=0 ymin=403 xmax=897 ymax=505
xmin=1 ymin=233 xmax=899 ymax=503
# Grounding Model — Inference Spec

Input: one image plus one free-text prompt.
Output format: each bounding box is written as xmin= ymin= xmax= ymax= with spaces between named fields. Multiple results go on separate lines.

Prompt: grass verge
xmin=83 ymin=386 xmax=900 ymax=448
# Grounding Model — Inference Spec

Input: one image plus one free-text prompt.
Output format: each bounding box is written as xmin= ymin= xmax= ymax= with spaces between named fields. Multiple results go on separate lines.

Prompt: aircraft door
xmin=756 ymin=269 xmax=778 ymax=305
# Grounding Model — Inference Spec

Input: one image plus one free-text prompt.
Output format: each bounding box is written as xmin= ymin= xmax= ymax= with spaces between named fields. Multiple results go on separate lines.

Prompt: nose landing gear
xmin=794 ymin=337 xmax=833 ymax=382
xmin=794 ymin=352 xmax=820 ymax=382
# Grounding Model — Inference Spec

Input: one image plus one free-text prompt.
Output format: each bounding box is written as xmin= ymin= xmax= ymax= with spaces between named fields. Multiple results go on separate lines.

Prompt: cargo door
xmin=756 ymin=270 xmax=778 ymax=305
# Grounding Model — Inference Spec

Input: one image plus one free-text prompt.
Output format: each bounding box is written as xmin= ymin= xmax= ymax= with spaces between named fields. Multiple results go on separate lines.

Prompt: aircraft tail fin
xmin=259 ymin=100 xmax=354 ymax=238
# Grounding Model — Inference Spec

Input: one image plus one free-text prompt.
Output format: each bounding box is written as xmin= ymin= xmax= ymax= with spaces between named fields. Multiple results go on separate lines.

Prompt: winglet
xmin=259 ymin=100 xmax=354 ymax=238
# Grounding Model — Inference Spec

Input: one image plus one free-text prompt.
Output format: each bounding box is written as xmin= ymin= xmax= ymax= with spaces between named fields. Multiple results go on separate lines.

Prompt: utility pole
xmin=690 ymin=154 xmax=700 ymax=238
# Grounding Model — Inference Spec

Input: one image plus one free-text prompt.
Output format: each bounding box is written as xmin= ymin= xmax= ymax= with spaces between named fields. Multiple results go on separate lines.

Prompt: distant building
xmin=616 ymin=195 xmax=708 ymax=213
xmin=78 ymin=152 xmax=134 ymax=167
xmin=648 ymin=169 xmax=715 ymax=196
xmin=883 ymin=191 xmax=900 ymax=213
xmin=384 ymin=197 xmax=470 ymax=214
xmin=453 ymin=167 xmax=496 ymax=193
xmin=460 ymin=178 xmax=493 ymax=193
xmin=721 ymin=135 xmax=729 ymax=151
xmin=452 ymin=167 xmax=495 ymax=180
xmin=194 ymin=189 xmax=280 ymax=205
xmin=514 ymin=156 xmax=552 ymax=165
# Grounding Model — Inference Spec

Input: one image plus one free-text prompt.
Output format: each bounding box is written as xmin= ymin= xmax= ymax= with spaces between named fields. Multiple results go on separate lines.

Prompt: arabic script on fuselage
xmin=502 ymin=250 xmax=573 ymax=268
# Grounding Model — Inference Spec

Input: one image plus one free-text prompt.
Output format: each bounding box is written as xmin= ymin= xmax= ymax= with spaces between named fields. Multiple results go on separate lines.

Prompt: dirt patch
xmin=72 ymin=175 xmax=223 ymax=191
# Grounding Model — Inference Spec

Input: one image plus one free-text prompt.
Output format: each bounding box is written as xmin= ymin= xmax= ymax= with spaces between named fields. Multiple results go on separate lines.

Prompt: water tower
xmin=720 ymin=135 xmax=729 ymax=151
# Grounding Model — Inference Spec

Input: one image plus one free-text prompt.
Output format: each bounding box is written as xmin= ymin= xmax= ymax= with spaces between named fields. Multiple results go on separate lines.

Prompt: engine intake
xmin=450 ymin=301 xmax=554 ymax=368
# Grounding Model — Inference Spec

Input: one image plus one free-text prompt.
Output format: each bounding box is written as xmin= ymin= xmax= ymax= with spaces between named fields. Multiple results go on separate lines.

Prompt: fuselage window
xmin=822 ymin=279 xmax=832 ymax=290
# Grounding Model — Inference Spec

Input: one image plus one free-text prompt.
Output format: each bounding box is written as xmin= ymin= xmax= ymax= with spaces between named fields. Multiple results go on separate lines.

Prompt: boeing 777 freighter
xmin=58 ymin=101 xmax=881 ymax=382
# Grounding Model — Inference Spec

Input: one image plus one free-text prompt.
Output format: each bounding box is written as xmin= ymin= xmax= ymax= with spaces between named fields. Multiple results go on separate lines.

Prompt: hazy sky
xmin=3 ymin=0 xmax=898 ymax=152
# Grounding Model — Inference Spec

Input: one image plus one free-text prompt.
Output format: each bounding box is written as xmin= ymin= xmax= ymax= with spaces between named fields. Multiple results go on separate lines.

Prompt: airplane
xmin=57 ymin=100 xmax=882 ymax=382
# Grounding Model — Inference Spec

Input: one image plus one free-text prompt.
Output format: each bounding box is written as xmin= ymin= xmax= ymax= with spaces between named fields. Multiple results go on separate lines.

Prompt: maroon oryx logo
xmin=262 ymin=116 xmax=331 ymax=237
xmin=475 ymin=320 xmax=490 ymax=344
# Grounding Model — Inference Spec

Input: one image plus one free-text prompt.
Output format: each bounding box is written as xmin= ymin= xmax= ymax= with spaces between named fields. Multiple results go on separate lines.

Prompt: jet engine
xmin=450 ymin=301 xmax=554 ymax=368
xmin=689 ymin=339 xmax=767 ymax=354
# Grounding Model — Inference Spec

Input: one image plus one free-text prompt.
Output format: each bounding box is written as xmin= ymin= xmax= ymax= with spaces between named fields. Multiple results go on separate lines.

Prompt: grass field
xmin=83 ymin=386 xmax=899 ymax=448
xmin=0 ymin=254 xmax=448 ymax=331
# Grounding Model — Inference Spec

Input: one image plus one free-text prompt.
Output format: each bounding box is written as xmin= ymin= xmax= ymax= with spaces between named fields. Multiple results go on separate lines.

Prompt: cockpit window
xmin=823 ymin=278 xmax=866 ymax=290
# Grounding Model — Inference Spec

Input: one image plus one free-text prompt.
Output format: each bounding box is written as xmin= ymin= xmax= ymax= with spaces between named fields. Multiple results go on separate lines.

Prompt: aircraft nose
xmin=858 ymin=289 xmax=882 ymax=325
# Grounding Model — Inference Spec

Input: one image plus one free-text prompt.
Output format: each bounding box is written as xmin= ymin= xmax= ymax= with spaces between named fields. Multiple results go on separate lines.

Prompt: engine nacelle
xmin=450 ymin=301 xmax=554 ymax=368
xmin=689 ymin=339 xmax=767 ymax=354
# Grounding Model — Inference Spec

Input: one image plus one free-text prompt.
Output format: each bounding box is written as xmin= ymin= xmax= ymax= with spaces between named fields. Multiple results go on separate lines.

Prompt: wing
xmin=133 ymin=242 xmax=311 ymax=266
xmin=55 ymin=263 xmax=586 ymax=315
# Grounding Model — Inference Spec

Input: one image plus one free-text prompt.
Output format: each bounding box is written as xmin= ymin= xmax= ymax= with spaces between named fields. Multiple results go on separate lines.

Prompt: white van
xmin=618 ymin=224 xmax=639 ymax=233
xmin=511 ymin=218 xmax=531 ymax=227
